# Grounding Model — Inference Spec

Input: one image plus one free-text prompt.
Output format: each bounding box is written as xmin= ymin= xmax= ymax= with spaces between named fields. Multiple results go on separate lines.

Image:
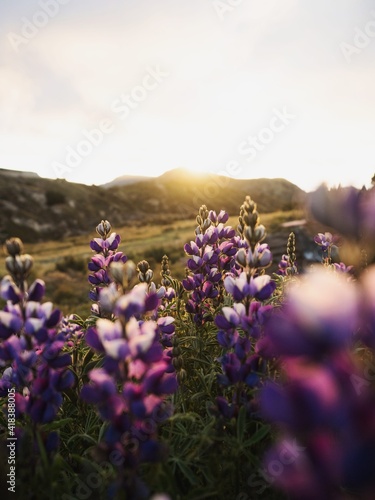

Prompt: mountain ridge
xmin=0 ymin=167 xmax=307 ymax=243
xmin=101 ymin=173 xmax=152 ymax=189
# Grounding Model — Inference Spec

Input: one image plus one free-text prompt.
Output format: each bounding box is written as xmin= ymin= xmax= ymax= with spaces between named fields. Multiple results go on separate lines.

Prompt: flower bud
xmin=172 ymin=345 xmax=181 ymax=357
xmin=243 ymin=214 xmax=251 ymax=226
xmin=5 ymin=254 xmax=33 ymax=278
xmin=202 ymin=219 xmax=212 ymax=232
xmin=246 ymin=250 xmax=257 ymax=267
xmin=4 ymin=237 xmax=23 ymax=257
xmin=137 ymin=260 xmax=150 ymax=274
xmin=5 ymin=256 xmax=16 ymax=275
xmin=145 ymin=269 xmax=154 ymax=283
xmin=217 ymin=210 xmax=229 ymax=224
xmin=172 ymin=357 xmax=183 ymax=370
xmin=99 ymin=283 xmax=120 ymax=313
xmin=258 ymin=247 xmax=272 ymax=268
xmin=21 ymin=254 xmax=34 ymax=277
xmin=177 ymin=368 xmax=187 ymax=383
xmin=249 ymin=212 xmax=259 ymax=227
xmin=236 ymin=249 xmax=247 ymax=268
xmin=96 ymin=220 xmax=112 ymax=238
xmin=109 ymin=262 xmax=124 ymax=285
xmin=254 ymin=225 xmax=266 ymax=243
xmin=124 ymin=260 xmax=137 ymax=283
xmin=209 ymin=210 xmax=217 ymax=223
xmin=244 ymin=226 xmax=253 ymax=244
xmin=199 ymin=205 xmax=209 ymax=220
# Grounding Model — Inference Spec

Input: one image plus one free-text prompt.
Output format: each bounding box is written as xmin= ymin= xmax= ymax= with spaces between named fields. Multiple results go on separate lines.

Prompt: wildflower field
xmin=1 ymin=184 xmax=375 ymax=500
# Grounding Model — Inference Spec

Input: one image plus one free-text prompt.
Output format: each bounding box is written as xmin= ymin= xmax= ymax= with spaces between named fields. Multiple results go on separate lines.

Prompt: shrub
xmin=45 ymin=189 xmax=66 ymax=206
xmin=55 ymin=255 xmax=87 ymax=273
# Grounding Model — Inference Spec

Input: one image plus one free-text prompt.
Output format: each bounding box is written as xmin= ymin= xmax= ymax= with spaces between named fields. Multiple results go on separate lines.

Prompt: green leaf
xmin=98 ymin=421 xmax=108 ymax=442
xmin=51 ymin=453 xmax=75 ymax=474
xmin=69 ymin=453 xmax=98 ymax=469
xmin=67 ymin=433 xmax=97 ymax=447
xmin=82 ymin=347 xmax=95 ymax=367
xmin=243 ymin=424 xmax=271 ymax=448
xmin=177 ymin=460 xmax=199 ymax=485
xmin=44 ymin=417 xmax=74 ymax=431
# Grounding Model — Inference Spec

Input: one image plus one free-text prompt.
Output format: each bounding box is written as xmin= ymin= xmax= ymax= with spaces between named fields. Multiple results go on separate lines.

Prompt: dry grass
xmin=0 ymin=209 xmax=309 ymax=317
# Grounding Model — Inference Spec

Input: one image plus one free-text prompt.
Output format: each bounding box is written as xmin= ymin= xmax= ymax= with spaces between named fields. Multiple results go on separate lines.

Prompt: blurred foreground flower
xmin=258 ymin=264 xmax=375 ymax=499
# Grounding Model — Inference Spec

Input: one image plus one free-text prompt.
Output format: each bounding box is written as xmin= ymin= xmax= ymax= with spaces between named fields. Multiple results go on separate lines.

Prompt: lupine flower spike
xmin=0 ymin=238 xmax=74 ymax=457
xmin=88 ymin=220 xmax=128 ymax=317
xmin=214 ymin=196 xmax=276 ymax=419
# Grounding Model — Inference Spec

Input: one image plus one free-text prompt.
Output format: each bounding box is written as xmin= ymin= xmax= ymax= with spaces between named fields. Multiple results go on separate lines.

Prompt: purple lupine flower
xmin=0 ymin=276 xmax=22 ymax=303
xmin=224 ymin=272 xmax=276 ymax=302
xmin=313 ymin=232 xmax=339 ymax=251
xmin=157 ymin=316 xmax=175 ymax=348
xmin=182 ymin=274 xmax=203 ymax=291
xmin=209 ymin=209 xmax=229 ymax=225
xmin=217 ymin=224 xmax=236 ymax=239
xmin=59 ymin=314 xmax=84 ymax=348
xmin=215 ymin=395 xmax=236 ymax=419
xmin=215 ymin=304 xmax=244 ymax=330
xmin=258 ymin=350 xmax=375 ymax=499
xmin=240 ymin=302 xmax=273 ymax=340
xmin=0 ymin=238 xmax=74 ymax=463
xmin=0 ymin=277 xmax=74 ymax=426
xmin=254 ymin=254 xmax=375 ymax=498
xmin=88 ymin=254 xmax=107 ymax=272
xmin=81 ymin=279 xmax=177 ymax=499
xmin=114 ymin=283 xmax=160 ymax=319
xmin=183 ymin=205 xmax=244 ymax=325
xmin=223 ymin=273 xmax=251 ymax=301
xmin=277 ymin=254 xmax=291 ymax=275
xmin=214 ymin=195 xmax=276 ymax=420
xmin=216 ymin=328 xmax=240 ymax=349
xmin=261 ymin=266 xmax=360 ymax=359
xmin=333 ymin=262 xmax=355 ymax=275
xmin=0 ymin=367 xmax=13 ymax=395
xmin=88 ymin=220 xmax=128 ymax=315
xmin=90 ymin=232 xmax=121 ymax=253
xmin=204 ymin=226 xmax=219 ymax=245
xmin=237 ymin=243 xmax=273 ymax=270
xmin=0 ymin=309 xmax=23 ymax=339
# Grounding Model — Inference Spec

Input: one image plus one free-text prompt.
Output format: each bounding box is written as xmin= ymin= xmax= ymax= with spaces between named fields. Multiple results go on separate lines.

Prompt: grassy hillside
xmin=0 ymin=168 xmax=307 ymax=243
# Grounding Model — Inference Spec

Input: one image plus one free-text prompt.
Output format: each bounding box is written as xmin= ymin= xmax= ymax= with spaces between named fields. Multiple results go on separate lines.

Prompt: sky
xmin=0 ymin=0 xmax=374 ymax=192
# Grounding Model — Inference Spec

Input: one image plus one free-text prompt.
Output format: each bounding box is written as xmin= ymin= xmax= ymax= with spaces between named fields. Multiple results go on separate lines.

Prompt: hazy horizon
xmin=1 ymin=1 xmax=375 ymax=193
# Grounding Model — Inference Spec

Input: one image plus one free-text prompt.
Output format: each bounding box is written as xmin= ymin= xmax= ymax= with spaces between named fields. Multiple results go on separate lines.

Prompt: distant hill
xmin=107 ymin=167 xmax=306 ymax=223
xmin=101 ymin=174 xmax=152 ymax=189
xmin=0 ymin=168 xmax=40 ymax=179
xmin=0 ymin=167 xmax=307 ymax=243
